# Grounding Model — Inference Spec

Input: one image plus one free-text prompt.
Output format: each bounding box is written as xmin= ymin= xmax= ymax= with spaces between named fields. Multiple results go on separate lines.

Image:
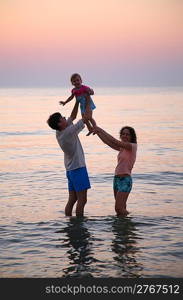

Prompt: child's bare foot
xmin=86 ymin=131 xmax=93 ymax=136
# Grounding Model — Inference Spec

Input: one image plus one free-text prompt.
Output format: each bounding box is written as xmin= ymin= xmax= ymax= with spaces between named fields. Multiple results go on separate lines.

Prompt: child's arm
xmin=59 ymin=94 xmax=74 ymax=106
xmin=85 ymin=87 xmax=94 ymax=95
xmin=88 ymin=88 xmax=94 ymax=95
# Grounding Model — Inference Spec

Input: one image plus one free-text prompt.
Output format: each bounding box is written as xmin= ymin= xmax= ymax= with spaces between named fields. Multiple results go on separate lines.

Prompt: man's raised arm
xmin=70 ymin=101 xmax=79 ymax=121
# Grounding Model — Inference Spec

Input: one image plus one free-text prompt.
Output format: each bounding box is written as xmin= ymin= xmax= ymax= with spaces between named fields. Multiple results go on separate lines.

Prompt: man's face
xmin=58 ymin=116 xmax=67 ymax=130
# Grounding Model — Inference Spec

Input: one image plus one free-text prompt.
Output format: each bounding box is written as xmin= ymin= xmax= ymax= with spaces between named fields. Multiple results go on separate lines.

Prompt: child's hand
xmin=59 ymin=101 xmax=66 ymax=106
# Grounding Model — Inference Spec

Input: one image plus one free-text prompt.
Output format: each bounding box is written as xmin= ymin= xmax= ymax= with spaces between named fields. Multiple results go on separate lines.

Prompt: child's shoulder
xmin=81 ymin=85 xmax=90 ymax=90
xmin=71 ymin=87 xmax=77 ymax=94
xmin=71 ymin=85 xmax=90 ymax=94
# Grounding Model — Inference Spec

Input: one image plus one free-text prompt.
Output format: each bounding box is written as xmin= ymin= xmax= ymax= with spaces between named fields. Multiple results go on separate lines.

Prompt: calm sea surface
xmin=0 ymin=87 xmax=183 ymax=277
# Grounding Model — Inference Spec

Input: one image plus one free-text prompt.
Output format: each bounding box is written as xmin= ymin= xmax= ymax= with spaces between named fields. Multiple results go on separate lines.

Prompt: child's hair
xmin=47 ymin=112 xmax=61 ymax=130
xmin=70 ymin=73 xmax=82 ymax=83
xmin=119 ymin=126 xmax=137 ymax=144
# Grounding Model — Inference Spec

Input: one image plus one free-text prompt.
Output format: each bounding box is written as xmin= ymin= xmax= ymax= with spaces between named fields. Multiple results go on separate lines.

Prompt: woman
xmin=93 ymin=125 xmax=137 ymax=216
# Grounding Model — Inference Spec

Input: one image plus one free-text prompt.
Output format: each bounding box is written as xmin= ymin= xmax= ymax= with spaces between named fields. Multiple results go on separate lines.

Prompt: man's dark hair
xmin=119 ymin=126 xmax=137 ymax=144
xmin=47 ymin=112 xmax=61 ymax=130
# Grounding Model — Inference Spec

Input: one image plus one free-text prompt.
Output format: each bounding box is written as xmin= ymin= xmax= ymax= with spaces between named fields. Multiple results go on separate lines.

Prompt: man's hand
xmin=70 ymin=101 xmax=79 ymax=121
xmin=59 ymin=101 xmax=66 ymax=106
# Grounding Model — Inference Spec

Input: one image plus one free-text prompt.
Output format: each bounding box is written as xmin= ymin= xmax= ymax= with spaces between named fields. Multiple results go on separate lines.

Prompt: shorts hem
xmin=68 ymin=185 xmax=91 ymax=192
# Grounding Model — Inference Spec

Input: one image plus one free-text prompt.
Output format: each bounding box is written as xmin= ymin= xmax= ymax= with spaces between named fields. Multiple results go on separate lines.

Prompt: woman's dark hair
xmin=119 ymin=126 xmax=137 ymax=144
xmin=47 ymin=112 xmax=61 ymax=130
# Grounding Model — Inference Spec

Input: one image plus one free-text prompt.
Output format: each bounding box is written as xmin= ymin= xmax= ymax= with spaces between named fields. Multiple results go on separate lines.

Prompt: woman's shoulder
xmin=122 ymin=143 xmax=137 ymax=152
xmin=131 ymin=143 xmax=137 ymax=151
xmin=119 ymin=142 xmax=137 ymax=152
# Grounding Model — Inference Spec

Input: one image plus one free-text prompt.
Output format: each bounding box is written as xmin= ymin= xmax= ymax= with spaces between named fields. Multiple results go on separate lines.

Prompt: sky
xmin=0 ymin=0 xmax=183 ymax=87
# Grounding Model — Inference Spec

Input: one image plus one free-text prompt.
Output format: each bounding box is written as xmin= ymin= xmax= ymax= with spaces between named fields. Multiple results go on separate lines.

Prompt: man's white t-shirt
xmin=56 ymin=117 xmax=86 ymax=171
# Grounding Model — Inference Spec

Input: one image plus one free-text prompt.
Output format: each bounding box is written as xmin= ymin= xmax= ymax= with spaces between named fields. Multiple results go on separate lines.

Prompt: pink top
xmin=115 ymin=143 xmax=137 ymax=176
xmin=71 ymin=85 xmax=90 ymax=97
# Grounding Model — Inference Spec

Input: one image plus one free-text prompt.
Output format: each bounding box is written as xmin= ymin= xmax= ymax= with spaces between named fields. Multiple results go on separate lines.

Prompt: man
xmin=47 ymin=101 xmax=90 ymax=217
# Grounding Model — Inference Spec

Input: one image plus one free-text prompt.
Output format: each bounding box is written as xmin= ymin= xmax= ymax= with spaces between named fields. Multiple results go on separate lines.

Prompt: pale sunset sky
xmin=0 ymin=0 xmax=183 ymax=87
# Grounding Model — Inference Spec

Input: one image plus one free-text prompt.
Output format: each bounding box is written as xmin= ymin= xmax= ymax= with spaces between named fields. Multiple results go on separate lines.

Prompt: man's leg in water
xmin=75 ymin=189 xmax=87 ymax=217
xmin=65 ymin=190 xmax=77 ymax=216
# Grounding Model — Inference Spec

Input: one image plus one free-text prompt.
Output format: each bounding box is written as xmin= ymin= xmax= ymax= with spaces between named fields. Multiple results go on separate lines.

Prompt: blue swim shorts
xmin=76 ymin=95 xmax=96 ymax=114
xmin=113 ymin=175 xmax=132 ymax=193
xmin=66 ymin=167 xmax=91 ymax=192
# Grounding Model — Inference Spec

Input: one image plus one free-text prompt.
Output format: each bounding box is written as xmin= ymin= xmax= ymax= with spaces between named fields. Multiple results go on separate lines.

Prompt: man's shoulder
xmin=67 ymin=117 xmax=73 ymax=125
xmin=56 ymin=128 xmax=69 ymax=143
xmin=56 ymin=129 xmax=61 ymax=138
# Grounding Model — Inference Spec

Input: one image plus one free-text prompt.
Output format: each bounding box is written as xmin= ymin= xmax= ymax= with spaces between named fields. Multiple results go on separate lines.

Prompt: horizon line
xmin=0 ymin=85 xmax=183 ymax=89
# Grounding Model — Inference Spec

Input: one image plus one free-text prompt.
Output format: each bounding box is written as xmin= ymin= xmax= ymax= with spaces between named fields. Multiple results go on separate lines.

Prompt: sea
xmin=0 ymin=87 xmax=183 ymax=277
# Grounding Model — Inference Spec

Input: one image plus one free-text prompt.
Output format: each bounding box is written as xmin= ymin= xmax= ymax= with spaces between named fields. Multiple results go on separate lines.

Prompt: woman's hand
xmin=92 ymin=126 xmax=100 ymax=134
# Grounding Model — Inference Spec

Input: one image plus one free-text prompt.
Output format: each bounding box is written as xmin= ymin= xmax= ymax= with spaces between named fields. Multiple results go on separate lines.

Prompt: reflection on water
xmin=55 ymin=216 xmax=143 ymax=278
xmin=111 ymin=217 xmax=143 ymax=278
xmin=57 ymin=217 xmax=94 ymax=277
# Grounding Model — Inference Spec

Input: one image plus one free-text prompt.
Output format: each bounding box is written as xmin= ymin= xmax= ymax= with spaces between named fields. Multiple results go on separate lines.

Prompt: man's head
xmin=47 ymin=112 xmax=67 ymax=131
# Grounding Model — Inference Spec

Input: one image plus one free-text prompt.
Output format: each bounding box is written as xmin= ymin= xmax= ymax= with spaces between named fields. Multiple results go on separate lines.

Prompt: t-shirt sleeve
xmin=66 ymin=119 xmax=85 ymax=135
xmin=82 ymin=85 xmax=90 ymax=92
xmin=71 ymin=88 xmax=75 ymax=95
xmin=66 ymin=117 xmax=73 ymax=125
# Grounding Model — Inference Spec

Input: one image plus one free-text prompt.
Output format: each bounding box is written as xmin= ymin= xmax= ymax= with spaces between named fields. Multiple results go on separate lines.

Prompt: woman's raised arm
xmin=96 ymin=129 xmax=120 ymax=151
xmin=94 ymin=127 xmax=132 ymax=151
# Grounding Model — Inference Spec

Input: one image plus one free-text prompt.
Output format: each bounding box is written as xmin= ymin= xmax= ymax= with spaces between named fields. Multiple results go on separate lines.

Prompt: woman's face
xmin=120 ymin=128 xmax=131 ymax=142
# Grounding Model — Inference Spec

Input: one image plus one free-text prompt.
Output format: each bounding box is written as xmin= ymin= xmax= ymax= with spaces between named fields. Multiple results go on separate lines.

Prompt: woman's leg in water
xmin=114 ymin=191 xmax=130 ymax=216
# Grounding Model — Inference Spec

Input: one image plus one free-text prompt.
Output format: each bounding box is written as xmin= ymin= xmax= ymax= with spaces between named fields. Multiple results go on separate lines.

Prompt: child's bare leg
xmin=82 ymin=112 xmax=93 ymax=136
xmin=90 ymin=118 xmax=96 ymax=134
xmin=88 ymin=112 xmax=97 ymax=134
xmin=90 ymin=117 xmax=96 ymax=127
xmin=85 ymin=120 xmax=93 ymax=136
xmin=86 ymin=110 xmax=97 ymax=135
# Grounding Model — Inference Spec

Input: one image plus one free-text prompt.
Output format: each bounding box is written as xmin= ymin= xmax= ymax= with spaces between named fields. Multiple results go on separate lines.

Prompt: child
xmin=59 ymin=73 xmax=96 ymax=136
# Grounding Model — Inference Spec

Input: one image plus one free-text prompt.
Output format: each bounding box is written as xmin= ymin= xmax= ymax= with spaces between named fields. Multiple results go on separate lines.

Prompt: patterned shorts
xmin=113 ymin=175 xmax=132 ymax=193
